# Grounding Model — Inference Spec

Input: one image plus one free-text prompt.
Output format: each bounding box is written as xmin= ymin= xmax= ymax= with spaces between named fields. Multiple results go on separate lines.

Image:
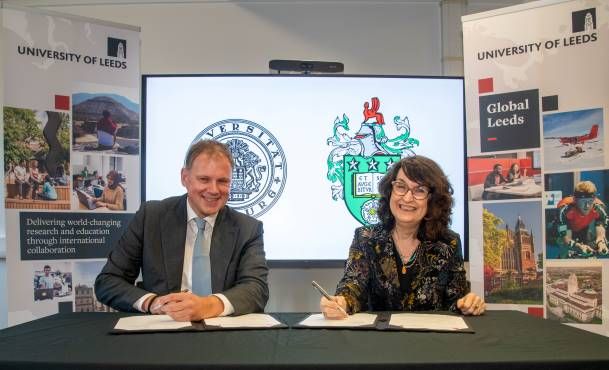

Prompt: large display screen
xmin=142 ymin=75 xmax=466 ymax=263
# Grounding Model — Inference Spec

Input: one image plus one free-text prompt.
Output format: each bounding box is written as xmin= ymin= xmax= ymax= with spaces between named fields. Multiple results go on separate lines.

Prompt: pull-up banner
xmin=463 ymin=0 xmax=608 ymax=336
xmin=1 ymin=5 xmax=141 ymax=325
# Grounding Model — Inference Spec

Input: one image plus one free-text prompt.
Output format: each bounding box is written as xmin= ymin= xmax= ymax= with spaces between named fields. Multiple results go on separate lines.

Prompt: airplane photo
xmin=546 ymin=124 xmax=599 ymax=158
xmin=546 ymin=124 xmax=599 ymax=146
xmin=543 ymin=108 xmax=604 ymax=171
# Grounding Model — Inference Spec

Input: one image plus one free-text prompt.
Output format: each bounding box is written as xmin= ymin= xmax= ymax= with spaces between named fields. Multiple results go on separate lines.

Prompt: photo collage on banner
xmin=463 ymin=0 xmax=608 ymax=335
xmin=1 ymin=6 xmax=140 ymax=325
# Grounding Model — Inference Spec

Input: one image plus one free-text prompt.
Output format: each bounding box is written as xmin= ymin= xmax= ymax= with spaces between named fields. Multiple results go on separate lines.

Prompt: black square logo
xmin=107 ymin=37 xmax=127 ymax=59
xmin=542 ymin=95 xmax=558 ymax=112
xmin=572 ymin=8 xmax=596 ymax=33
xmin=479 ymin=89 xmax=540 ymax=152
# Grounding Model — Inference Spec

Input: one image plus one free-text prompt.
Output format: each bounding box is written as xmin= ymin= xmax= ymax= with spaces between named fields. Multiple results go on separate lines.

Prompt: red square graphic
xmin=527 ymin=307 xmax=543 ymax=318
xmin=55 ymin=95 xmax=70 ymax=110
xmin=478 ymin=78 xmax=494 ymax=94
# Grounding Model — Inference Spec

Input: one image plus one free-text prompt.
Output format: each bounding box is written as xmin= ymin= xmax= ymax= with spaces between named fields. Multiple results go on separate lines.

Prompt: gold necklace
xmin=398 ymin=247 xmax=418 ymax=274
xmin=392 ymin=230 xmax=419 ymax=274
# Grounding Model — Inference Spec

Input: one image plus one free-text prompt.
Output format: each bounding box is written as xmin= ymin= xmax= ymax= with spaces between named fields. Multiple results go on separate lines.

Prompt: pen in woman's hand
xmin=312 ymin=281 xmax=348 ymax=317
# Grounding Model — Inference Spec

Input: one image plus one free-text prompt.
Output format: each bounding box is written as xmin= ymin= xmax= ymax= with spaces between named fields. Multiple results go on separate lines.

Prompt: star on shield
xmin=367 ymin=158 xmax=379 ymax=171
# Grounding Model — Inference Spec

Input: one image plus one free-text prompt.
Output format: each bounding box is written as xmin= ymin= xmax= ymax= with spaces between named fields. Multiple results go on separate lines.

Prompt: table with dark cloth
xmin=1 ymin=311 xmax=608 ymax=369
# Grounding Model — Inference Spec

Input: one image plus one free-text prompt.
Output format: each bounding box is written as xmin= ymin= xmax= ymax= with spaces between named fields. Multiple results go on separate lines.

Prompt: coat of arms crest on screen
xmin=326 ymin=97 xmax=419 ymax=225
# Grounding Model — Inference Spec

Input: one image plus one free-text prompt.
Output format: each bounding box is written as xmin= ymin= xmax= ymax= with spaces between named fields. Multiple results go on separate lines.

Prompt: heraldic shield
xmin=343 ymin=154 xmax=400 ymax=225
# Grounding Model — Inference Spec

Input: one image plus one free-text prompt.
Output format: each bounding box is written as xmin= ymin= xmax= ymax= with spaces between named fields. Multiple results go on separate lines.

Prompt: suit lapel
xmin=210 ymin=206 xmax=236 ymax=292
xmin=161 ymin=195 xmax=187 ymax=293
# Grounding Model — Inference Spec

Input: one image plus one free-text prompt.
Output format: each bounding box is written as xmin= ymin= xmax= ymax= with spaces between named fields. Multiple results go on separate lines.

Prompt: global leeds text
xmin=485 ymin=99 xmax=529 ymax=127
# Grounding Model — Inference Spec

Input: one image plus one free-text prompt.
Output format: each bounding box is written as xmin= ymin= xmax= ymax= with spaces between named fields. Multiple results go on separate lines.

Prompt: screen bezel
xmin=141 ymin=73 xmax=469 ymax=267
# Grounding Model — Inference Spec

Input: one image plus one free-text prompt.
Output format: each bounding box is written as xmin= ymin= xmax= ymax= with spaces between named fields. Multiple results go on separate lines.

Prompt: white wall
xmin=0 ymin=0 xmax=530 ymax=325
xmin=35 ymin=1 xmax=445 ymax=75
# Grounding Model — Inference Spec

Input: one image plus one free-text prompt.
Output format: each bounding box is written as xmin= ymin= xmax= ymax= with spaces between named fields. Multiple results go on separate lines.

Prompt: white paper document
xmin=203 ymin=313 xmax=282 ymax=328
xmin=389 ymin=313 xmax=469 ymax=331
xmin=298 ymin=313 xmax=377 ymax=327
xmin=114 ymin=315 xmax=192 ymax=331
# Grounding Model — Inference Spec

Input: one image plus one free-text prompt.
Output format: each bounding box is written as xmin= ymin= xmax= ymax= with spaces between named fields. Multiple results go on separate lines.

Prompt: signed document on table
xmin=295 ymin=312 xmax=473 ymax=333
xmin=112 ymin=313 xmax=285 ymax=333
xmin=297 ymin=313 xmax=378 ymax=328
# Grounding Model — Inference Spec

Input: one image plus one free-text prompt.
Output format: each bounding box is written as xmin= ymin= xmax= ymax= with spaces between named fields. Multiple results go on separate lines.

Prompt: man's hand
xmin=153 ymin=292 xmax=224 ymax=322
xmin=456 ymin=292 xmax=485 ymax=316
xmin=143 ymin=295 xmax=164 ymax=315
xmin=596 ymin=240 xmax=609 ymax=255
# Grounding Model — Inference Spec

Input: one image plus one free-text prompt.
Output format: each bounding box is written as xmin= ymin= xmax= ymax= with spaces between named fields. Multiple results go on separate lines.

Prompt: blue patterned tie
xmin=191 ymin=218 xmax=212 ymax=296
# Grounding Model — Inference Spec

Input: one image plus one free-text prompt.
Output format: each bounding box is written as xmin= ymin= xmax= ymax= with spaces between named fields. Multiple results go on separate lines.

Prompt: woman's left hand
xmin=457 ymin=292 xmax=485 ymax=316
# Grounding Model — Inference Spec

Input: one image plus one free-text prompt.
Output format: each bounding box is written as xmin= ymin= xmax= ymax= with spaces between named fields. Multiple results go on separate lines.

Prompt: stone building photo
xmin=546 ymin=266 xmax=602 ymax=324
xmin=483 ymin=202 xmax=543 ymax=304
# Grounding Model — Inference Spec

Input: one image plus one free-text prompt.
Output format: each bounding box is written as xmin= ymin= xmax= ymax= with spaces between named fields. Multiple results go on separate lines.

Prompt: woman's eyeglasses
xmin=391 ymin=181 xmax=431 ymax=200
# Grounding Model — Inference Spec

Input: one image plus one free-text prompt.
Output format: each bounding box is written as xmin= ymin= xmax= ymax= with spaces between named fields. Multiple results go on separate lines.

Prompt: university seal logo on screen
xmin=326 ymin=97 xmax=419 ymax=225
xmin=194 ymin=119 xmax=287 ymax=218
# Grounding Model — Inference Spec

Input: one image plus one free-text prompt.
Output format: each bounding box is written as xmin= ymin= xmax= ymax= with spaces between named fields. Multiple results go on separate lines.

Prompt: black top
xmin=392 ymin=241 xmax=420 ymax=297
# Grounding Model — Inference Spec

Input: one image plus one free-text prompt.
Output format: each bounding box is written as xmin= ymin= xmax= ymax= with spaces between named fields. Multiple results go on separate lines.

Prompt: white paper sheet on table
xmin=114 ymin=315 xmax=192 ymax=331
xmin=298 ymin=313 xmax=377 ymax=327
xmin=203 ymin=313 xmax=282 ymax=328
xmin=389 ymin=313 xmax=469 ymax=331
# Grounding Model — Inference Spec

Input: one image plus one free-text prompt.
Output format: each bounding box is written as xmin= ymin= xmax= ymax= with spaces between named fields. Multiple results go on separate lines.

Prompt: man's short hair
xmin=574 ymin=181 xmax=597 ymax=198
xmin=183 ymin=140 xmax=233 ymax=170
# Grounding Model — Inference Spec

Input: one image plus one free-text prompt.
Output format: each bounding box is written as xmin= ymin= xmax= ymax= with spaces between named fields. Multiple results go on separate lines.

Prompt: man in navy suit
xmin=95 ymin=140 xmax=268 ymax=321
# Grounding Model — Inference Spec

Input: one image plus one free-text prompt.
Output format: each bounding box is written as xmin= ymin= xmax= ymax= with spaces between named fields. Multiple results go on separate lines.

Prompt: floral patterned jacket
xmin=335 ymin=224 xmax=468 ymax=314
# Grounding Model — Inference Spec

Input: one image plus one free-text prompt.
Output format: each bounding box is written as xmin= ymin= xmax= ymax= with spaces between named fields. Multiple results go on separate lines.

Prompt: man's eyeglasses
xmin=391 ymin=181 xmax=431 ymax=200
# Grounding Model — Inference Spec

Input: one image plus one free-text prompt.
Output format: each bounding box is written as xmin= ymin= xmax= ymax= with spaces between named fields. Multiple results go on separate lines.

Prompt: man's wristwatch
xmin=147 ymin=295 xmax=159 ymax=314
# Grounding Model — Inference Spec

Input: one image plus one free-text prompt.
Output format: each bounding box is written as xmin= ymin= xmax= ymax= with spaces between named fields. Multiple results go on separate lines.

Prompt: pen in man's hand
xmin=312 ymin=280 xmax=348 ymax=317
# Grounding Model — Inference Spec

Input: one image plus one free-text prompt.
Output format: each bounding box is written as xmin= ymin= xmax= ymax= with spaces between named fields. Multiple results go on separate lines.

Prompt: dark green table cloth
xmin=0 ymin=311 xmax=608 ymax=369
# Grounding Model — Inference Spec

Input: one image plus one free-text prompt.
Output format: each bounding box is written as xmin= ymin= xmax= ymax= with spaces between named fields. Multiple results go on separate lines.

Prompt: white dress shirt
xmin=133 ymin=200 xmax=235 ymax=316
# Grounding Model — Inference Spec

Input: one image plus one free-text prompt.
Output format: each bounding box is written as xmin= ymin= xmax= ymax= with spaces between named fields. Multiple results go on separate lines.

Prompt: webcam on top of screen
xmin=268 ymin=59 xmax=344 ymax=74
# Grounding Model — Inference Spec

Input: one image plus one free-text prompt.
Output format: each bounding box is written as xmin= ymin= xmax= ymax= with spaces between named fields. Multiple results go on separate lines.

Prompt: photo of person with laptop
xmin=468 ymin=151 xmax=542 ymax=201
xmin=72 ymin=153 xmax=128 ymax=211
xmin=94 ymin=170 xmax=124 ymax=210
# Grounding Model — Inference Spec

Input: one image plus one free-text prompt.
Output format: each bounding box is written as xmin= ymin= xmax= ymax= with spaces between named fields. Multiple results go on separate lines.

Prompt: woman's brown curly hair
xmin=377 ymin=155 xmax=454 ymax=241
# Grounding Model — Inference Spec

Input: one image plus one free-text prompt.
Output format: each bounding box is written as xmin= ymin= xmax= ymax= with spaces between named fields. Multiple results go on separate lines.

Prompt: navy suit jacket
xmin=95 ymin=195 xmax=269 ymax=315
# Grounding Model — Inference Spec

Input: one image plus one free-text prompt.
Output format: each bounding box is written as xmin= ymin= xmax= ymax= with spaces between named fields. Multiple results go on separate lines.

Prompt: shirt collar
xmin=186 ymin=198 xmax=218 ymax=228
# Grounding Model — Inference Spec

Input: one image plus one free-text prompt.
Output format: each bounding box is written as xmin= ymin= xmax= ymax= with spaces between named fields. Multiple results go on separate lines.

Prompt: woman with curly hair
xmin=321 ymin=155 xmax=485 ymax=318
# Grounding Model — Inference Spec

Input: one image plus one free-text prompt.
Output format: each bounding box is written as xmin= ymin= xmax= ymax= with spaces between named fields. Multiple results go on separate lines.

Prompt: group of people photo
xmin=467 ymin=152 xmax=543 ymax=201
xmin=4 ymin=159 xmax=68 ymax=202
xmin=3 ymin=107 xmax=71 ymax=209
xmin=94 ymin=139 xmax=485 ymax=322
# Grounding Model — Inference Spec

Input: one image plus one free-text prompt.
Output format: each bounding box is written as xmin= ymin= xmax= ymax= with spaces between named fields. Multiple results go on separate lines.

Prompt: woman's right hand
xmin=320 ymin=295 xmax=348 ymax=320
